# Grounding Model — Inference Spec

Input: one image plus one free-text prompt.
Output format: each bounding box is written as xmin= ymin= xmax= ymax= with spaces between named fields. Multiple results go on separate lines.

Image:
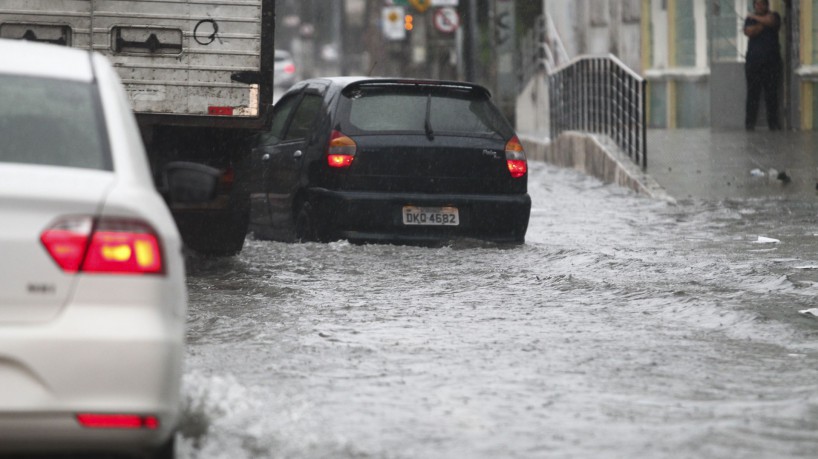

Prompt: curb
xmin=519 ymin=131 xmax=676 ymax=205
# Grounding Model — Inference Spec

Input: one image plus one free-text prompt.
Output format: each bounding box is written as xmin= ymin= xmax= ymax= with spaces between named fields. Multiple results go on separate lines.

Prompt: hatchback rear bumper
xmin=308 ymin=188 xmax=531 ymax=244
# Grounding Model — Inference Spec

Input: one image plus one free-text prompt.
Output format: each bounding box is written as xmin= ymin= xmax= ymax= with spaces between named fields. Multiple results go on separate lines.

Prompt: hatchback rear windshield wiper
xmin=424 ymin=93 xmax=434 ymax=140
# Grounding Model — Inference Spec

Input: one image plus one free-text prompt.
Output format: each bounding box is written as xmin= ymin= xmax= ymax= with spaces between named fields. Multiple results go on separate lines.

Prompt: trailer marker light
xmin=208 ymin=106 xmax=234 ymax=116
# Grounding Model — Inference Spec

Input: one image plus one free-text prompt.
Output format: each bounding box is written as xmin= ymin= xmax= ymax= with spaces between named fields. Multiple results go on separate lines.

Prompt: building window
xmin=711 ymin=0 xmax=745 ymax=61
xmin=675 ymin=0 xmax=696 ymax=66
xmin=812 ymin=0 xmax=818 ymax=63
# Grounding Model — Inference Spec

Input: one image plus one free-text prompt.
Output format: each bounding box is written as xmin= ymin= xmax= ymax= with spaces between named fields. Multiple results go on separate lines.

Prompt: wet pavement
xmin=171 ymin=126 xmax=818 ymax=459
xmin=180 ymin=159 xmax=818 ymax=459
xmin=647 ymin=129 xmax=818 ymax=201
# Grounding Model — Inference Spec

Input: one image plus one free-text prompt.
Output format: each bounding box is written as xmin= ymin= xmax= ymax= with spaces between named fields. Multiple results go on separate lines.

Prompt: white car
xmin=0 ymin=39 xmax=196 ymax=458
xmin=274 ymin=48 xmax=297 ymax=89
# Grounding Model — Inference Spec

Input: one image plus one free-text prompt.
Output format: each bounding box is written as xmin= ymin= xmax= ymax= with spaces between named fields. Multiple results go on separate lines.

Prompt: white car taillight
xmin=41 ymin=216 xmax=164 ymax=275
xmin=76 ymin=413 xmax=159 ymax=429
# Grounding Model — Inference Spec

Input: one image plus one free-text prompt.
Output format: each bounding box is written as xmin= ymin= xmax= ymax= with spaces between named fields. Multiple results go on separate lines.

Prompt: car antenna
xmin=368 ymin=61 xmax=378 ymax=76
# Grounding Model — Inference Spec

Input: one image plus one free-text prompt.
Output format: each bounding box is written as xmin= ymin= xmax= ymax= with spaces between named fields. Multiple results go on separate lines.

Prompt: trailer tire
xmin=177 ymin=208 xmax=249 ymax=257
xmin=144 ymin=434 xmax=176 ymax=459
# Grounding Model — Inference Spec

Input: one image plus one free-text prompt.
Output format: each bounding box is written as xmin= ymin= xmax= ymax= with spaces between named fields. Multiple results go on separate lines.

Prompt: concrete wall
xmin=515 ymin=71 xmax=549 ymax=139
xmin=547 ymin=0 xmax=642 ymax=73
xmin=516 ymin=3 xmax=670 ymax=202
xmin=519 ymin=0 xmax=644 ymax=139
xmin=710 ymin=62 xmax=747 ymax=130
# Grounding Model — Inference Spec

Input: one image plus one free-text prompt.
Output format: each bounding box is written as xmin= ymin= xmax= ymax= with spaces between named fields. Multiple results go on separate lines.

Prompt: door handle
xmin=293 ymin=150 xmax=303 ymax=159
xmin=261 ymin=153 xmax=270 ymax=161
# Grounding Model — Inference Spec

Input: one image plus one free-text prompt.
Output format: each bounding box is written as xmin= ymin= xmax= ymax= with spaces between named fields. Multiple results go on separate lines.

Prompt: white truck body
xmin=0 ymin=0 xmax=273 ymax=125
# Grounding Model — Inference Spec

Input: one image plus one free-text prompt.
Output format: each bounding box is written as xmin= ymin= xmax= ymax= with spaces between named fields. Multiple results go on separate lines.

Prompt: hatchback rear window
xmin=0 ymin=75 xmax=111 ymax=170
xmin=341 ymin=85 xmax=512 ymax=138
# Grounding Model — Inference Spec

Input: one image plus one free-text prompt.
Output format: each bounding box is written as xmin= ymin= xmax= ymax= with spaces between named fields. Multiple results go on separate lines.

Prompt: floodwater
xmin=180 ymin=161 xmax=818 ymax=459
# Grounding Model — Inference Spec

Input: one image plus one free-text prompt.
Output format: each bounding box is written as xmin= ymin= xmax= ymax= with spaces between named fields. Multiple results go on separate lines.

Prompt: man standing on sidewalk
xmin=744 ymin=0 xmax=782 ymax=131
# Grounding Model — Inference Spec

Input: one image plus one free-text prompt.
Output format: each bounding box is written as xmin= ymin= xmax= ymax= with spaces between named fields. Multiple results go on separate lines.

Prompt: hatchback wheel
xmin=294 ymin=201 xmax=317 ymax=242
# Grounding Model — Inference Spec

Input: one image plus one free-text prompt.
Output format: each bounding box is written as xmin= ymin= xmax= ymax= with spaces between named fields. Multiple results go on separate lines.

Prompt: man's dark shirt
xmin=745 ymin=12 xmax=781 ymax=64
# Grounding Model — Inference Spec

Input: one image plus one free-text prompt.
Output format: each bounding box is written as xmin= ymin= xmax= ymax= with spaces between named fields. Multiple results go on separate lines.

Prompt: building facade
xmin=644 ymin=0 xmax=818 ymax=130
xmin=539 ymin=0 xmax=818 ymax=130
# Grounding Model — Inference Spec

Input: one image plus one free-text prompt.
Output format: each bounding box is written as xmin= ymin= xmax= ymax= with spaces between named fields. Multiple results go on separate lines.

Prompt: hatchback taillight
xmin=41 ymin=217 xmax=164 ymax=275
xmin=327 ymin=130 xmax=356 ymax=168
xmin=505 ymin=136 xmax=528 ymax=179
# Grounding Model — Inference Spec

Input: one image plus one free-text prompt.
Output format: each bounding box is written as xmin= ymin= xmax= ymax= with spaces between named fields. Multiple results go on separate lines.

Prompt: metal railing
xmin=548 ymin=54 xmax=647 ymax=170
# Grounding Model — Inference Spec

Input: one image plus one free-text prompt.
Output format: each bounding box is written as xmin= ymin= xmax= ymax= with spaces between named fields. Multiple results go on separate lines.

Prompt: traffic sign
xmin=382 ymin=6 xmax=406 ymax=41
xmin=409 ymin=0 xmax=432 ymax=13
xmin=433 ymin=7 xmax=460 ymax=34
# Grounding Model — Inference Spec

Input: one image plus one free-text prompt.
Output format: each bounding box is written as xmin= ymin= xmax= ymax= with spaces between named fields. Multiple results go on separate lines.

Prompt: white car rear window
xmin=0 ymin=75 xmax=110 ymax=170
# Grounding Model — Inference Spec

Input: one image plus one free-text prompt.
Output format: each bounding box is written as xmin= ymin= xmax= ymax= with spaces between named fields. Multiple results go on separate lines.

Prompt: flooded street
xmin=179 ymin=161 xmax=818 ymax=459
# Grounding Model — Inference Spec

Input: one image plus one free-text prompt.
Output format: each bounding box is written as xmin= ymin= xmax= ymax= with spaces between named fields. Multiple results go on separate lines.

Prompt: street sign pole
xmin=466 ymin=0 xmax=478 ymax=82
xmin=494 ymin=0 xmax=516 ymax=120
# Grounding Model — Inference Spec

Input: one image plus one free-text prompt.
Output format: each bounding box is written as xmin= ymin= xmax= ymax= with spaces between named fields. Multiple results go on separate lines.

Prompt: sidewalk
xmin=646 ymin=129 xmax=818 ymax=201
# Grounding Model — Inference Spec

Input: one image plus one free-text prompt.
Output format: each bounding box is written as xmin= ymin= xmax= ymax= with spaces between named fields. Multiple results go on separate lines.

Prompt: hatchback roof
xmin=298 ymin=76 xmax=493 ymax=98
xmin=0 ymin=38 xmax=93 ymax=82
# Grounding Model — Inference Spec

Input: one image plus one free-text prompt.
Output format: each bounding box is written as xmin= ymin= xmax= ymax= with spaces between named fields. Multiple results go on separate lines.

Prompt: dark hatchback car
xmin=245 ymin=77 xmax=531 ymax=244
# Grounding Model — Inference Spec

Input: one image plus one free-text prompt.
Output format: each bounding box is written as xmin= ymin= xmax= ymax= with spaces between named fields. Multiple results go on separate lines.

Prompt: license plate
xmin=402 ymin=206 xmax=459 ymax=226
